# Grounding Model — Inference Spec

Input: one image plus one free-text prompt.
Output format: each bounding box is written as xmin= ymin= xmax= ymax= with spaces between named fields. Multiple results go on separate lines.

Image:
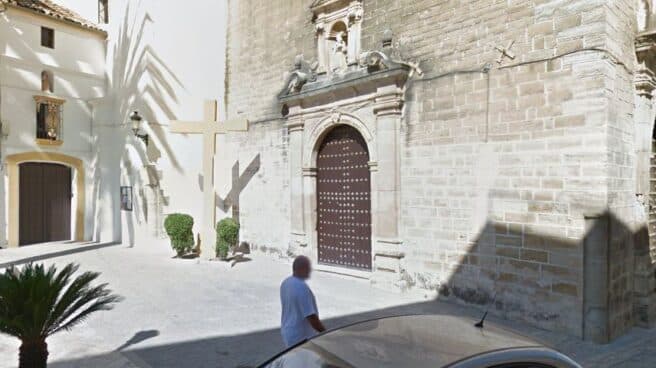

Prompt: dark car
xmin=258 ymin=314 xmax=582 ymax=368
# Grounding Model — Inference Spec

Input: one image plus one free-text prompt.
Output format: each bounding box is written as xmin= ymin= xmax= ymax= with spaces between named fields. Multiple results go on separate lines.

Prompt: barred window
xmin=34 ymin=96 xmax=65 ymax=142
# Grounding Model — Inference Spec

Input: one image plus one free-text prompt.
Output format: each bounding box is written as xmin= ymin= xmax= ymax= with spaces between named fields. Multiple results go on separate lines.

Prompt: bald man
xmin=279 ymin=256 xmax=326 ymax=347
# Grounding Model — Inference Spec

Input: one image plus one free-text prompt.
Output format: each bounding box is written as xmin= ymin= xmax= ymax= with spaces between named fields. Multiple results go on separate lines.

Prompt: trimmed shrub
xmin=216 ymin=218 xmax=239 ymax=260
xmin=164 ymin=213 xmax=195 ymax=256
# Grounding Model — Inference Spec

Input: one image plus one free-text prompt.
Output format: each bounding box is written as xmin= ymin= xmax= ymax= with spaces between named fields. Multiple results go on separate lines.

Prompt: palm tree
xmin=0 ymin=263 xmax=121 ymax=368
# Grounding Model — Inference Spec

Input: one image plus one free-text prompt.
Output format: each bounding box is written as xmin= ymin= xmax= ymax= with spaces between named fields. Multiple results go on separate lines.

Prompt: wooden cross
xmin=495 ymin=40 xmax=515 ymax=64
xmin=170 ymin=100 xmax=248 ymax=256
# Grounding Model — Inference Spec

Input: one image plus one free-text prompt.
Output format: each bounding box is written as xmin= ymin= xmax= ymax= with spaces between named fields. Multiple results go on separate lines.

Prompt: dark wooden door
xmin=19 ymin=163 xmax=72 ymax=245
xmin=316 ymin=125 xmax=371 ymax=270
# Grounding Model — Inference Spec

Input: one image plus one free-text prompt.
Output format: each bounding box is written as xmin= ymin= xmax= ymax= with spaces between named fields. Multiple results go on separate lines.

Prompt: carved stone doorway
xmin=316 ymin=125 xmax=372 ymax=270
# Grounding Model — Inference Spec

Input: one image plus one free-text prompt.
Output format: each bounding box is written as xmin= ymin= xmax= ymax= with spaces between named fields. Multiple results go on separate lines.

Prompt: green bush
xmin=164 ymin=213 xmax=195 ymax=256
xmin=216 ymin=218 xmax=239 ymax=260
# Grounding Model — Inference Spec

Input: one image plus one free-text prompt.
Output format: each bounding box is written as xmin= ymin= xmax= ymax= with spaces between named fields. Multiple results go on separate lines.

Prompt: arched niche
xmin=41 ymin=70 xmax=54 ymax=93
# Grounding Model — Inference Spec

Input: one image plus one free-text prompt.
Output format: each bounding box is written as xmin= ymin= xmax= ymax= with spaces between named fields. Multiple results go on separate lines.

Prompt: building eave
xmin=3 ymin=2 xmax=107 ymax=38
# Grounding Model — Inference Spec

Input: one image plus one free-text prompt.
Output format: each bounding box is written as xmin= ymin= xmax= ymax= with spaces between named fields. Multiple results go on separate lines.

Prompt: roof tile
xmin=1 ymin=0 xmax=105 ymax=33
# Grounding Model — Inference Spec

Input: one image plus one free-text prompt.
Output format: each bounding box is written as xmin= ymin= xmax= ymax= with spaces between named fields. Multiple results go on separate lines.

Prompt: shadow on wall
xmin=93 ymin=2 xmax=184 ymax=245
xmin=196 ymin=154 xmax=262 ymax=222
xmin=413 ymin=211 xmax=647 ymax=344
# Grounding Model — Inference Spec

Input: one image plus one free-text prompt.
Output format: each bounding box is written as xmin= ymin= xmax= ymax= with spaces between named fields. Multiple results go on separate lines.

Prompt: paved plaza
xmin=0 ymin=242 xmax=655 ymax=368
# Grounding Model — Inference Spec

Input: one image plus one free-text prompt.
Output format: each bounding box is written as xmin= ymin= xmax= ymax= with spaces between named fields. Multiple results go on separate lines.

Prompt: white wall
xmin=0 ymin=6 xmax=106 ymax=245
xmin=87 ymin=0 xmax=229 ymax=248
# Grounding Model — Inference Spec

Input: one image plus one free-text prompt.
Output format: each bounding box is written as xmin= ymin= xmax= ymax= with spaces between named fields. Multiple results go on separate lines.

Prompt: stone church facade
xmin=220 ymin=0 xmax=656 ymax=342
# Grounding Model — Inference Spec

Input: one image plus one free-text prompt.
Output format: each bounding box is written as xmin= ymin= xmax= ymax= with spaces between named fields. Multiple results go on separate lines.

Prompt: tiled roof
xmin=1 ymin=0 xmax=106 ymax=33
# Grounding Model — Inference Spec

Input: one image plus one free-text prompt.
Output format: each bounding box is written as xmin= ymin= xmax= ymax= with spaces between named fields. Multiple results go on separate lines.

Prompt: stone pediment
xmin=278 ymin=58 xmax=410 ymax=106
xmin=278 ymin=34 xmax=419 ymax=107
xmin=310 ymin=0 xmax=358 ymax=14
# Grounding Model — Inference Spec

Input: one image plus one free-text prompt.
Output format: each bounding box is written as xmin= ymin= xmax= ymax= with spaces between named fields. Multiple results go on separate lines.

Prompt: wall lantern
xmin=130 ymin=110 xmax=149 ymax=146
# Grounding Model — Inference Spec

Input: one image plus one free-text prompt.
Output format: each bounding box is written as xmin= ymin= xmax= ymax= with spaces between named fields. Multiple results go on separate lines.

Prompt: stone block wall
xmin=218 ymin=121 xmax=291 ymax=257
xmin=225 ymin=0 xmax=640 ymax=338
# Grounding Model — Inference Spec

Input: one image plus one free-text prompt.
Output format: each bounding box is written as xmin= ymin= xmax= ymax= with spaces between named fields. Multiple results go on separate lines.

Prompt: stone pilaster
xmin=634 ymin=66 xmax=656 ymax=196
xmin=371 ymin=84 xmax=406 ymax=290
xmin=287 ymin=115 xmax=307 ymax=255
xmin=302 ymin=167 xmax=317 ymax=262
xmin=634 ymin=30 xmax=656 ymax=328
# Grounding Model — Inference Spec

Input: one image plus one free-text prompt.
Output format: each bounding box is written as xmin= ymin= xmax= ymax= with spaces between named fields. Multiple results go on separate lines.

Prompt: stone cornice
xmin=636 ymin=66 xmax=656 ymax=98
xmin=373 ymin=88 xmax=404 ymax=116
xmin=279 ymin=66 xmax=410 ymax=108
xmin=285 ymin=117 xmax=305 ymax=132
xmin=636 ymin=29 xmax=656 ymax=68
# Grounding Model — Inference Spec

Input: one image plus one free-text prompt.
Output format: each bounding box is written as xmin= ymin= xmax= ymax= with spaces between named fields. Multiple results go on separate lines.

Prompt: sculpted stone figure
xmin=331 ymin=31 xmax=348 ymax=72
xmin=280 ymin=55 xmax=318 ymax=96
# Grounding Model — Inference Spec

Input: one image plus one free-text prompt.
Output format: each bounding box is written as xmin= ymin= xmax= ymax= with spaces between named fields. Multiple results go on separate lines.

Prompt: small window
xmin=98 ymin=0 xmax=109 ymax=24
xmin=41 ymin=71 xmax=54 ymax=93
xmin=41 ymin=27 xmax=54 ymax=48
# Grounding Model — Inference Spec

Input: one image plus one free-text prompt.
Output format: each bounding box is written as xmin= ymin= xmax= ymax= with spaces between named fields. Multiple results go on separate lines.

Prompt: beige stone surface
xmin=222 ymin=0 xmax=647 ymax=340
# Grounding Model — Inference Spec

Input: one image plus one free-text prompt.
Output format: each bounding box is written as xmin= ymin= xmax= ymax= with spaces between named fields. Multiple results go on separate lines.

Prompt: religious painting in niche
xmin=120 ymin=186 xmax=133 ymax=211
xmin=34 ymin=96 xmax=64 ymax=141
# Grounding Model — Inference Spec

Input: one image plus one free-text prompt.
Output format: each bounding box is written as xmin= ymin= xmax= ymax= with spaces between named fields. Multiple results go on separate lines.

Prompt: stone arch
xmin=329 ymin=20 xmax=348 ymax=40
xmin=6 ymin=151 xmax=85 ymax=247
xmin=315 ymin=124 xmax=372 ymax=270
xmin=306 ymin=112 xmax=375 ymax=167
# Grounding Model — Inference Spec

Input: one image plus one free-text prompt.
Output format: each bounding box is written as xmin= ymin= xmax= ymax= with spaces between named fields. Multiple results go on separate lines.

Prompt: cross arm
xmin=170 ymin=120 xmax=206 ymax=134
xmin=170 ymin=118 xmax=249 ymax=134
xmin=225 ymin=118 xmax=248 ymax=132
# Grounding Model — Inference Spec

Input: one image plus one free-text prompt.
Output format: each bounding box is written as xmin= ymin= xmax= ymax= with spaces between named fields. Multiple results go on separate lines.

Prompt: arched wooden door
xmin=19 ymin=163 xmax=72 ymax=245
xmin=316 ymin=125 xmax=372 ymax=270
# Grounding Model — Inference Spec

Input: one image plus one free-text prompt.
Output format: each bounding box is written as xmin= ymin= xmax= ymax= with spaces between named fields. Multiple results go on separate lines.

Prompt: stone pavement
xmin=0 ymin=242 xmax=655 ymax=368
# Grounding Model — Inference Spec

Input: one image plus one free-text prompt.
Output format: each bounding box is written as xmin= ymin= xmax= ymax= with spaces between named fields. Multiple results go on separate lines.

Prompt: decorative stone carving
xmin=278 ymin=30 xmax=420 ymax=100
xmin=636 ymin=65 xmax=656 ymax=98
xmin=331 ymin=31 xmax=348 ymax=72
xmin=638 ymin=0 xmax=652 ymax=32
xmin=312 ymin=0 xmax=363 ymax=73
xmin=330 ymin=111 xmax=342 ymax=124
xmin=636 ymin=30 xmax=656 ymax=98
xmin=359 ymin=30 xmax=423 ymax=77
xmin=348 ymin=7 xmax=363 ymax=25
xmin=495 ymin=40 xmax=516 ymax=64
xmin=280 ymin=55 xmax=318 ymax=96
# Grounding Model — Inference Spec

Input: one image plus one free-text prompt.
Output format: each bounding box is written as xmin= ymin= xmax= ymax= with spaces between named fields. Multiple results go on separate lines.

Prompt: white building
xmin=0 ymin=0 xmax=229 ymax=248
xmin=0 ymin=0 xmax=106 ymax=247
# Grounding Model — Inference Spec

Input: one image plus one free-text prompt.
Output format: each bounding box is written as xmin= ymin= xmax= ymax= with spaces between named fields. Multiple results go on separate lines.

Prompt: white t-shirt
xmin=280 ymin=276 xmax=319 ymax=347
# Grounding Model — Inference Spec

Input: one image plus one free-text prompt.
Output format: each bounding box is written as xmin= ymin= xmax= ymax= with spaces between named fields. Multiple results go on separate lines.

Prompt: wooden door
xmin=316 ymin=125 xmax=372 ymax=270
xmin=19 ymin=163 xmax=72 ymax=245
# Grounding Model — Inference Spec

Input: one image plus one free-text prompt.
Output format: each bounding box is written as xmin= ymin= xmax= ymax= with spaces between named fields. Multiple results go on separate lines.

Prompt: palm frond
xmin=0 ymin=263 xmax=121 ymax=341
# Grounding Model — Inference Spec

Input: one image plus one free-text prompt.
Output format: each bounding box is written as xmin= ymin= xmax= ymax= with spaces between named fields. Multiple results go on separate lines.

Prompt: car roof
xmin=260 ymin=314 xmax=545 ymax=368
